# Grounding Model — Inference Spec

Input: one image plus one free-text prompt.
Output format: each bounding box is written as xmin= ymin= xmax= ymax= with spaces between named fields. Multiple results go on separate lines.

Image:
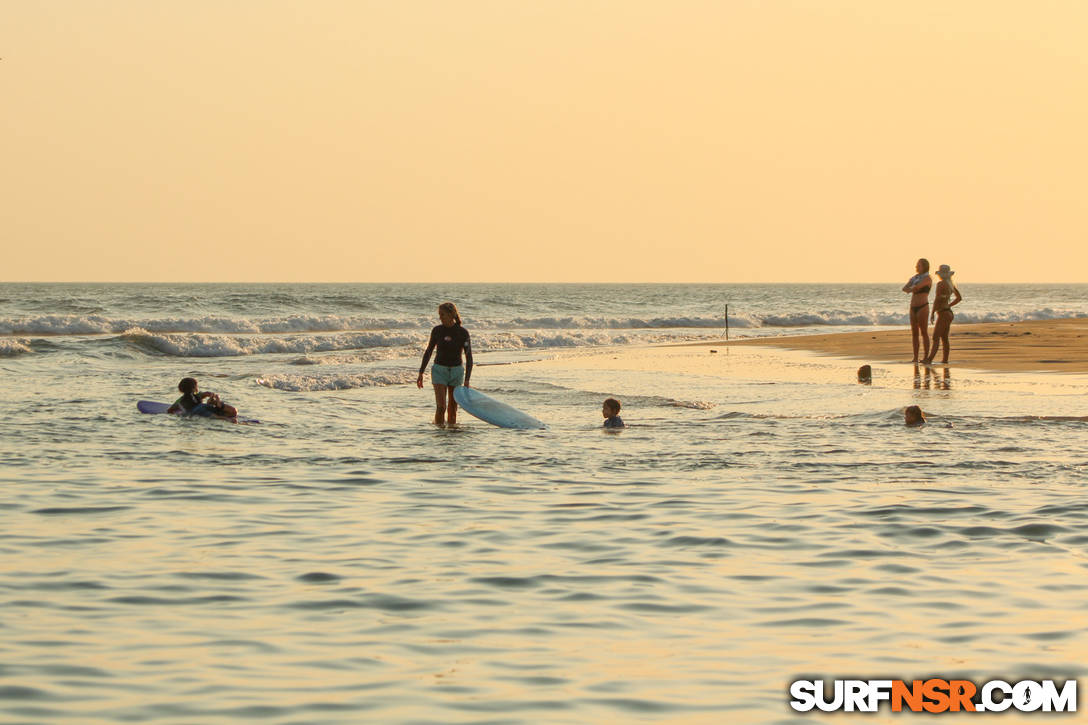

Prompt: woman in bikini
xmin=902 ymin=258 xmax=933 ymax=362
xmin=924 ymin=264 xmax=963 ymax=364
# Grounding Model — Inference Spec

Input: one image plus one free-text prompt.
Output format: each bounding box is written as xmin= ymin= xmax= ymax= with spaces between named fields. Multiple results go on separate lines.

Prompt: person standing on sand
xmin=902 ymin=258 xmax=933 ymax=362
xmin=924 ymin=265 xmax=963 ymax=364
xmin=416 ymin=302 xmax=473 ymax=426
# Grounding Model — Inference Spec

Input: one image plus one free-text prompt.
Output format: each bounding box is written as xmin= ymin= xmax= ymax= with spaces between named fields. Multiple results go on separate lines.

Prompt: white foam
xmin=114 ymin=327 xmax=715 ymax=358
xmin=496 ymin=315 xmax=742 ymax=329
xmin=0 ymin=338 xmax=32 ymax=356
xmin=287 ymin=350 xmax=405 ymax=365
xmin=761 ymin=311 xmax=909 ymax=326
xmin=953 ymin=309 xmax=1088 ymax=324
xmin=0 ymin=314 xmax=425 ymax=336
xmin=2 ymin=308 xmax=1085 ymax=337
xmin=760 ymin=309 xmax=1088 ymax=327
xmin=256 ymin=371 xmax=417 ymax=392
xmin=671 ymin=400 xmax=716 ymax=410
xmin=121 ymin=328 xmax=420 ymax=358
xmin=0 ymin=314 xmax=118 ymax=335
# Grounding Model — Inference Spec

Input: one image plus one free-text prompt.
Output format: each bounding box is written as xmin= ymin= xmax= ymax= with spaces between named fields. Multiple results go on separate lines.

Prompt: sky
xmin=2 ymin=1 xmax=1086 ymax=283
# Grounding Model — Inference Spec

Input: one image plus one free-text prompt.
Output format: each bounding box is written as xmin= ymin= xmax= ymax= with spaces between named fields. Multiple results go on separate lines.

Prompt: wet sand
xmin=709 ymin=318 xmax=1088 ymax=373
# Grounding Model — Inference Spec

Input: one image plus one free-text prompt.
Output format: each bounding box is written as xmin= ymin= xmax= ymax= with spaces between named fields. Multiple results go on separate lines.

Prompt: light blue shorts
xmin=431 ymin=364 xmax=464 ymax=387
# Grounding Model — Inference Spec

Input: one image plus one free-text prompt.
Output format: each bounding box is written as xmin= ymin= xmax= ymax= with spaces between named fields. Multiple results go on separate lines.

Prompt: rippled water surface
xmin=2 ymin=285 xmax=1087 ymax=723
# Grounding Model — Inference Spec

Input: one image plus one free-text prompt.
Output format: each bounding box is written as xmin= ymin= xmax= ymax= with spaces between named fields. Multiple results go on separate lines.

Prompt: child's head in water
xmin=601 ymin=398 xmax=626 ymax=428
xmin=178 ymin=377 xmax=198 ymax=394
xmin=904 ymin=405 xmax=925 ymax=426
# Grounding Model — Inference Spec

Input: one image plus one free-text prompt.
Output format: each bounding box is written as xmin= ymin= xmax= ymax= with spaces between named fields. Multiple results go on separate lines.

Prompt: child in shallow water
xmin=602 ymin=398 xmax=626 ymax=429
xmin=167 ymin=377 xmax=238 ymax=419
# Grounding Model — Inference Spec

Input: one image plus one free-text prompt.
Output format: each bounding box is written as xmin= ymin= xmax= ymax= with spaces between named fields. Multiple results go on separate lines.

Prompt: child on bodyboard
xmin=167 ymin=377 xmax=238 ymax=421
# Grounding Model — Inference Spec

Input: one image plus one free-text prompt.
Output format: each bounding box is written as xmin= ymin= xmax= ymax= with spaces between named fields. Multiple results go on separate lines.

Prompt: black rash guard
xmin=173 ymin=391 xmax=202 ymax=412
xmin=419 ymin=324 xmax=473 ymax=385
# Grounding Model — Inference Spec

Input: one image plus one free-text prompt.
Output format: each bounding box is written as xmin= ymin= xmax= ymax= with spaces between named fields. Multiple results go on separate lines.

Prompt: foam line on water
xmin=2 ymin=308 xmax=1084 ymax=336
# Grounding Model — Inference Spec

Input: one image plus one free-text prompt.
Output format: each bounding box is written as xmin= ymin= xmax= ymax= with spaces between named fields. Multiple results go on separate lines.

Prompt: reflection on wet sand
xmin=914 ymin=364 xmax=952 ymax=391
xmin=913 ymin=364 xmax=931 ymax=390
xmin=909 ymin=361 xmax=953 ymax=389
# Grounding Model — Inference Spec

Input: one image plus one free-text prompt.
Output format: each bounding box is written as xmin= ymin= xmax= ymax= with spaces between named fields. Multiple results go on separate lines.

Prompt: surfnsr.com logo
xmin=789 ymin=679 xmax=1077 ymax=713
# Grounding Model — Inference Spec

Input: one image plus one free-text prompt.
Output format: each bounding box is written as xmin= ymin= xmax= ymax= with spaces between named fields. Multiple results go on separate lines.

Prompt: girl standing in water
xmin=416 ymin=302 xmax=473 ymax=425
xmin=902 ymin=258 xmax=933 ymax=362
xmin=924 ymin=265 xmax=963 ymax=364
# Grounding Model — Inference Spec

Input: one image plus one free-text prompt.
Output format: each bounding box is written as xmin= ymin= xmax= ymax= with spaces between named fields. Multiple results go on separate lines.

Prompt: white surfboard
xmin=452 ymin=387 xmax=545 ymax=430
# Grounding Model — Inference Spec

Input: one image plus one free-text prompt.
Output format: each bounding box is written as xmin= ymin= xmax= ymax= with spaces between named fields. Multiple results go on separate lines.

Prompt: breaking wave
xmin=3 ymin=308 xmax=1084 ymax=337
xmin=121 ymin=329 xmax=419 ymax=358
xmin=0 ymin=314 xmax=424 ymax=336
xmin=114 ymin=328 xmax=714 ymax=358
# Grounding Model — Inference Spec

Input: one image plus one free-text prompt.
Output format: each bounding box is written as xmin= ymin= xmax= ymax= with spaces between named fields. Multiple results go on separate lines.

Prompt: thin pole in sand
xmin=725 ymin=304 xmax=729 ymax=341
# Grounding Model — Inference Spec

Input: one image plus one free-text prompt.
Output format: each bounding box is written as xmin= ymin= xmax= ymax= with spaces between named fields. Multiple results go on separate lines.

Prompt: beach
xmin=716 ymin=318 xmax=1088 ymax=374
xmin=2 ymin=283 xmax=1086 ymax=724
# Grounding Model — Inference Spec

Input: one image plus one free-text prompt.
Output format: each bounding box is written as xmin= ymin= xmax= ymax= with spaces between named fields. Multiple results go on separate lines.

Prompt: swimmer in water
xmin=602 ymin=398 xmax=626 ymax=429
xmin=904 ymin=405 xmax=926 ymax=427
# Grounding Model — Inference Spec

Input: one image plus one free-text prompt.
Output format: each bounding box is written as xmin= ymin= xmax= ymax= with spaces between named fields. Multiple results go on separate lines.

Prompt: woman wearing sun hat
xmin=924 ymin=264 xmax=963 ymax=364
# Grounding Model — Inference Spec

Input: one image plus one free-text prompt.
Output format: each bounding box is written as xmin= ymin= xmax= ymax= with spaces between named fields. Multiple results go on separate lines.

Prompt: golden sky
xmin=3 ymin=1 xmax=1086 ymax=282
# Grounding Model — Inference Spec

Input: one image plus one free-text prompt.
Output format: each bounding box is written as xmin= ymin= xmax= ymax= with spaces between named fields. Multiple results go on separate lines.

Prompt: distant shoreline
xmin=697 ymin=319 xmax=1088 ymax=374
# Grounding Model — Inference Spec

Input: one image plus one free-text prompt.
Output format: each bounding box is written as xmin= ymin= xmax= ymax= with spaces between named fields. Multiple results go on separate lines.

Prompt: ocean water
xmin=2 ymin=283 xmax=1087 ymax=723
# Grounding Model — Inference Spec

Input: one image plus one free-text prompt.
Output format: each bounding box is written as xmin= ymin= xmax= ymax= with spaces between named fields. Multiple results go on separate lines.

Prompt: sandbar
xmin=707 ymin=318 xmax=1088 ymax=373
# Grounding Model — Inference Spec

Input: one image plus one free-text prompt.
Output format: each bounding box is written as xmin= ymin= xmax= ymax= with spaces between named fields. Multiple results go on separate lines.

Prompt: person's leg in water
xmin=446 ymin=385 xmax=458 ymax=425
xmin=432 ymin=384 xmax=448 ymax=425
